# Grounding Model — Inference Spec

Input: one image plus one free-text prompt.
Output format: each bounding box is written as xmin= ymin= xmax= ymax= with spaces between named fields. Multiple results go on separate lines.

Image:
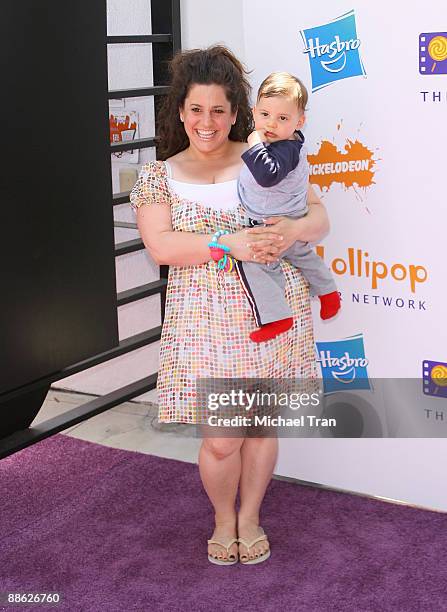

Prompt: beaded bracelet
xmin=207 ymin=229 xmax=235 ymax=272
xmin=208 ymin=241 xmax=230 ymax=253
xmin=213 ymin=229 xmax=228 ymax=242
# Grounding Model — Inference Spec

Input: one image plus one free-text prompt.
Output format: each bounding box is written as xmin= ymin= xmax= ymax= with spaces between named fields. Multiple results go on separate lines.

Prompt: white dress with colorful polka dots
xmin=130 ymin=161 xmax=317 ymax=423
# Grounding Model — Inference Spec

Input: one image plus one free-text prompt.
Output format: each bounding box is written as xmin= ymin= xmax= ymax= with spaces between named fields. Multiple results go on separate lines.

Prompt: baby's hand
xmin=247 ymin=129 xmax=266 ymax=148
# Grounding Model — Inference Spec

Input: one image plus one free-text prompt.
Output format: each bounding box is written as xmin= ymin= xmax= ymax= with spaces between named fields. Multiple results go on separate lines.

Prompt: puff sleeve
xmin=129 ymin=161 xmax=171 ymax=211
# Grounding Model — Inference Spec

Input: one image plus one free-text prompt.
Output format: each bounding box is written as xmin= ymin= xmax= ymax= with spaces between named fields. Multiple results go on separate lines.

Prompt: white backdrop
xmin=243 ymin=0 xmax=447 ymax=510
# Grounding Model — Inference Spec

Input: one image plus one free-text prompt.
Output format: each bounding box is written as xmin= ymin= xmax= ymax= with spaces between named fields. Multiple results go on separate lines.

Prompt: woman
xmin=130 ymin=46 xmax=329 ymax=565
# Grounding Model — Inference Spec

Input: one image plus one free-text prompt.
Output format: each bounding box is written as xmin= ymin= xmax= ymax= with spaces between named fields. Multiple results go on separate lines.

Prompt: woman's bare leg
xmin=238 ymin=433 xmax=278 ymax=561
xmin=198 ymin=426 xmax=244 ymax=561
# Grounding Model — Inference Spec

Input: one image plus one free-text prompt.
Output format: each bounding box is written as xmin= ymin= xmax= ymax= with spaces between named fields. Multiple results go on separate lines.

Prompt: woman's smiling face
xmin=180 ymin=83 xmax=237 ymax=154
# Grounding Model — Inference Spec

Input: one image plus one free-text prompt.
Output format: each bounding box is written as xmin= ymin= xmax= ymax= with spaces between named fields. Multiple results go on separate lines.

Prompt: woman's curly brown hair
xmin=156 ymin=45 xmax=253 ymax=160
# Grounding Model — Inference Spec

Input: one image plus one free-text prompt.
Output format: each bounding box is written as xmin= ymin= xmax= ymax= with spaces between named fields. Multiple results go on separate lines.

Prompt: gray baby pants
xmin=234 ymin=240 xmax=337 ymax=326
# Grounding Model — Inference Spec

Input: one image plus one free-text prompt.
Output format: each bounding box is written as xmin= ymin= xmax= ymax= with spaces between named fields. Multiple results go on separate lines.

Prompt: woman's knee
xmin=203 ymin=436 xmax=243 ymax=460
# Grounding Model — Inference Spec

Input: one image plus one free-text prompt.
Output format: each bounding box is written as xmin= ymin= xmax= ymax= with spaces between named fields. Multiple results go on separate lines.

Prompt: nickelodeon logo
xmin=310 ymin=159 xmax=370 ymax=175
xmin=316 ymin=246 xmax=428 ymax=293
xmin=308 ymin=139 xmax=377 ymax=191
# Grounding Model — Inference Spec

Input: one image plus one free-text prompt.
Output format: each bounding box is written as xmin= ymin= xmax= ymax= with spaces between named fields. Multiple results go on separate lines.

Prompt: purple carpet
xmin=1 ymin=434 xmax=447 ymax=612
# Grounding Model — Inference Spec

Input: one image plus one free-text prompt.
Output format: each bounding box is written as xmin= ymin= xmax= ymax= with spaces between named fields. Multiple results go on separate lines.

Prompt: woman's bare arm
xmin=136 ymin=204 xmax=275 ymax=265
xmin=136 ymin=205 xmax=214 ymax=266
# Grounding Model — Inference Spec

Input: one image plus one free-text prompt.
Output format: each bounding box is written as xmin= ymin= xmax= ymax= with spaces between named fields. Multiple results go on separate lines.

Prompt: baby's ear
xmin=297 ymin=112 xmax=306 ymax=129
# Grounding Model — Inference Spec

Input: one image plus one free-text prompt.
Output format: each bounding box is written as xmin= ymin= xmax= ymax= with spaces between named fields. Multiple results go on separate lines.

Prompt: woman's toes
xmin=209 ymin=541 xmax=238 ymax=561
xmin=252 ymin=544 xmax=266 ymax=558
xmin=210 ymin=546 xmax=221 ymax=560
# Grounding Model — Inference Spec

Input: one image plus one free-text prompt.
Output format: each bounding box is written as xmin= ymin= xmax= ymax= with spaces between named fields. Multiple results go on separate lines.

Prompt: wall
xmin=180 ymin=0 xmax=245 ymax=60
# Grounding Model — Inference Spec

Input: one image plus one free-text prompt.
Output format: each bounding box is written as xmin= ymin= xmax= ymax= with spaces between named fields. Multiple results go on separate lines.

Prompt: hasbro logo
xmin=316 ymin=334 xmax=371 ymax=393
xmin=301 ymin=10 xmax=366 ymax=92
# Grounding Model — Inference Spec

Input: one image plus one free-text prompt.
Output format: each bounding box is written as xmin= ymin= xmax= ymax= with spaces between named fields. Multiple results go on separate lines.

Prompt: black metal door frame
xmin=0 ymin=0 xmax=181 ymax=459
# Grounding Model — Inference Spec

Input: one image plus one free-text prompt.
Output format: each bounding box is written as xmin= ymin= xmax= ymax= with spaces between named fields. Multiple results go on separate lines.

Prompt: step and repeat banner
xmin=243 ymin=1 xmax=446 ymax=438
xmin=243 ymin=1 xmax=447 ymax=506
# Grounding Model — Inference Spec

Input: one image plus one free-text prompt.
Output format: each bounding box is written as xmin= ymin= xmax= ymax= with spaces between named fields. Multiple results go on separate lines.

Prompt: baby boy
xmin=236 ymin=72 xmax=340 ymax=342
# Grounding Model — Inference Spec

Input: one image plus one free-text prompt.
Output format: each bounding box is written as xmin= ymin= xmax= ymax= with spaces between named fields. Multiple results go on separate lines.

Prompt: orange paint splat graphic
xmin=308 ymin=139 xmax=377 ymax=192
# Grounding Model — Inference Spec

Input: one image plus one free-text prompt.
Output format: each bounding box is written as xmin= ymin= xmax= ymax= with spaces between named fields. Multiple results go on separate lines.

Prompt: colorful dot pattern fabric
xmin=130 ymin=161 xmax=317 ymax=423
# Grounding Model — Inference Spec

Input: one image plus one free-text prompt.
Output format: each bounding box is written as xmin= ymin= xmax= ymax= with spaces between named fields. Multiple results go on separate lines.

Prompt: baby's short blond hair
xmin=257 ymin=72 xmax=308 ymax=112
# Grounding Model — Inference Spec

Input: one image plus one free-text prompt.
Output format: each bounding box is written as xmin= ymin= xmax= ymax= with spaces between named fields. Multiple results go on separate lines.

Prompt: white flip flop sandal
xmin=207 ymin=537 xmax=239 ymax=565
xmin=237 ymin=530 xmax=271 ymax=565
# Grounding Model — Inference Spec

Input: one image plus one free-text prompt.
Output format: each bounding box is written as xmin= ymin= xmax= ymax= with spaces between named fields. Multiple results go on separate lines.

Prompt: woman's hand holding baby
xmin=245 ymin=216 xmax=301 ymax=260
xmin=261 ymin=216 xmax=305 ymax=248
xmin=220 ymin=228 xmax=282 ymax=264
xmin=245 ymin=212 xmax=327 ymax=260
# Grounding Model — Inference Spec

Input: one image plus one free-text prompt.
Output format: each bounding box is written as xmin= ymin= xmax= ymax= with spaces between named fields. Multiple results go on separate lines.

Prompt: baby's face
xmin=253 ymin=95 xmax=305 ymax=143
